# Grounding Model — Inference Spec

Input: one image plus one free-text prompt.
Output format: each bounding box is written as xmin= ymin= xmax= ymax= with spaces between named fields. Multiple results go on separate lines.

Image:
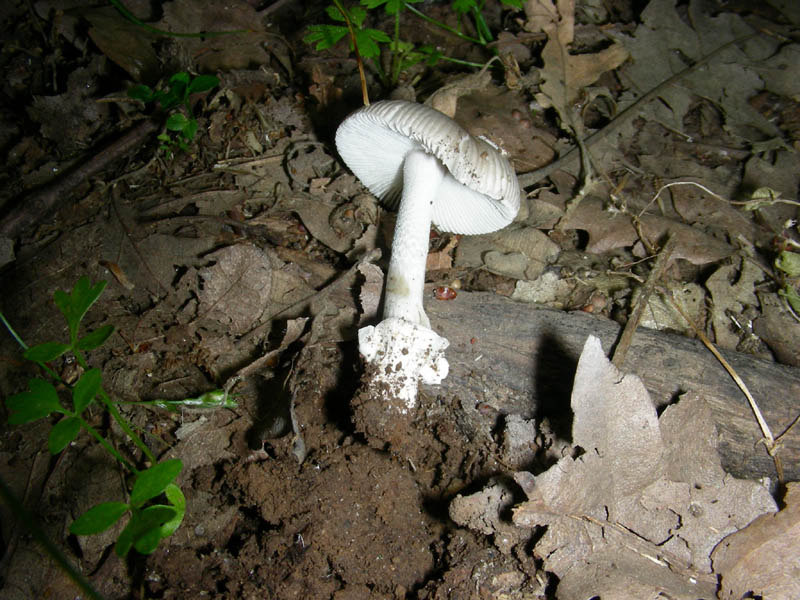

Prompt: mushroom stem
xmin=383 ymin=150 xmax=445 ymax=327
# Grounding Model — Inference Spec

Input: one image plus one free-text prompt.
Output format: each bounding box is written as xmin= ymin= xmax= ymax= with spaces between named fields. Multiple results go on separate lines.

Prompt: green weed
xmin=128 ymin=72 xmax=219 ymax=156
xmin=740 ymin=187 xmax=800 ymax=315
xmin=776 ymin=250 xmax=800 ymax=314
xmin=0 ymin=277 xmax=228 ymax=556
xmin=305 ymin=0 xmax=522 ymax=88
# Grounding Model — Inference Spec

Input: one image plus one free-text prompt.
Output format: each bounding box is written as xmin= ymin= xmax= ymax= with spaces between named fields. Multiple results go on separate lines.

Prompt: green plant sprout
xmin=0 ymin=277 xmax=228 ymax=556
xmin=305 ymin=3 xmax=392 ymax=63
xmin=120 ymin=388 xmax=239 ymax=413
xmin=775 ymin=250 xmax=800 ymax=315
xmin=305 ymin=0 xmax=522 ymax=88
xmin=734 ymin=187 xmax=800 ymax=317
xmin=128 ymin=72 xmax=219 ymax=156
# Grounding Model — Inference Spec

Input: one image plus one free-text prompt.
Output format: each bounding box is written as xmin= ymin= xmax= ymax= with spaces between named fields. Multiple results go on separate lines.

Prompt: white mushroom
xmin=336 ymin=100 xmax=520 ymax=411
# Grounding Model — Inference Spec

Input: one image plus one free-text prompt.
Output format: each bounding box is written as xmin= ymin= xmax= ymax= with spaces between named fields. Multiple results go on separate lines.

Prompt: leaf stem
xmin=0 ymin=310 xmax=28 ymax=350
xmin=79 ymin=417 xmax=137 ymax=473
xmin=0 ymin=474 xmax=108 ymax=600
xmin=403 ymin=2 xmax=484 ymax=46
xmin=436 ymin=55 xmax=485 ymax=68
xmin=2 ymin=311 xmax=62 ymax=380
xmin=98 ymin=390 xmax=157 ymax=465
xmin=664 ymin=288 xmax=783 ymax=484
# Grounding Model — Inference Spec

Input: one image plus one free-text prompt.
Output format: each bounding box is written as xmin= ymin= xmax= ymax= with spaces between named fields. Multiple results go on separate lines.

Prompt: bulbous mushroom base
xmin=357 ymin=317 xmax=449 ymax=413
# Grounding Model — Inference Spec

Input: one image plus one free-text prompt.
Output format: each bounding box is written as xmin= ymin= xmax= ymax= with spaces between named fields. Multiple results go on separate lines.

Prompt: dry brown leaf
xmin=308 ymin=63 xmax=342 ymax=107
xmin=525 ymin=0 xmax=627 ymax=126
xmin=454 ymin=225 xmax=560 ymax=280
xmin=134 ymin=233 xmax=221 ymax=290
xmin=510 ymin=337 xmax=776 ymax=599
xmin=612 ymin=0 xmax=780 ymax=142
xmin=544 ymin=44 xmax=629 ymax=105
xmin=569 ymin=336 xmax=664 ymax=489
xmin=454 ymin=88 xmax=558 ymax=173
xmin=513 ymin=336 xmax=663 ymax=524
xmin=426 ymin=237 xmax=458 ymax=271
xmin=83 ymin=7 xmax=160 ymax=82
xmin=712 ymin=482 xmax=800 ymax=600
xmin=156 ymin=0 xmax=272 ymax=72
xmin=705 ymin=258 xmax=761 ymax=350
xmin=293 ymin=194 xmax=357 ymax=254
xmin=357 ymin=262 xmax=383 ymax=327
xmin=197 ymin=245 xmax=273 ymax=334
xmin=754 ymin=291 xmax=800 ymax=367
xmin=524 ymin=0 xmax=573 ymax=42
xmin=426 ymin=69 xmax=493 ymax=118
xmin=560 ymin=197 xmax=733 ymax=265
xmin=634 ymin=282 xmax=706 ymax=334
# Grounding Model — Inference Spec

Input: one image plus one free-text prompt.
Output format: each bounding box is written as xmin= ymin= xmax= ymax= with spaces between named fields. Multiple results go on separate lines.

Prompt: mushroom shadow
xmin=531 ymin=332 xmax=578 ymax=444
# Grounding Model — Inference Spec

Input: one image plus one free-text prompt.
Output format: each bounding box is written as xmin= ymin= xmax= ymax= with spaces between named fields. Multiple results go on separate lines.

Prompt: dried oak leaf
xmin=156 ymin=0 xmax=271 ymax=72
xmin=611 ymin=0 xmax=780 ymax=141
xmin=511 ymin=336 xmax=776 ymax=599
xmin=524 ymin=0 xmax=628 ymax=127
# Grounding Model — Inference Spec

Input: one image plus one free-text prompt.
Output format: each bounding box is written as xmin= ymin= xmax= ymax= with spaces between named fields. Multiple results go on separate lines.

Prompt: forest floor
xmin=0 ymin=0 xmax=799 ymax=598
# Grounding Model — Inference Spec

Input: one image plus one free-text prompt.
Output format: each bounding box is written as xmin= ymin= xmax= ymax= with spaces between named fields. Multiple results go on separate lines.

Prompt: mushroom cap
xmin=335 ymin=100 xmax=520 ymax=235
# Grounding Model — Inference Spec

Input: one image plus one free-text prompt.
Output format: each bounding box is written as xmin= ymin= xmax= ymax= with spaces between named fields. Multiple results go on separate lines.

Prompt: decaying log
xmin=424 ymin=291 xmax=800 ymax=482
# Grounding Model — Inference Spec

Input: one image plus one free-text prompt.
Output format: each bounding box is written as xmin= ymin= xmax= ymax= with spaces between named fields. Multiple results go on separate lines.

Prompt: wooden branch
xmin=424 ymin=291 xmax=800 ymax=482
xmin=0 ymin=119 xmax=159 ymax=240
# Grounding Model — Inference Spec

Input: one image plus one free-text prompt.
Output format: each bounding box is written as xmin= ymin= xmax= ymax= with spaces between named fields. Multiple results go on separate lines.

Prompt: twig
xmin=518 ymin=32 xmax=758 ymax=189
xmin=638 ymin=181 xmax=729 ymax=219
xmin=575 ymin=515 xmax=718 ymax=588
xmin=0 ymin=119 xmax=159 ymax=240
xmin=663 ymin=288 xmax=784 ymax=484
xmin=611 ymin=234 xmax=676 ymax=368
xmin=403 ymin=2 xmax=484 ymax=46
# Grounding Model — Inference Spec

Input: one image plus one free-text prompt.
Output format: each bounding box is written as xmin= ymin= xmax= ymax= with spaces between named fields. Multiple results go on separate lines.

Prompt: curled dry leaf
xmin=454 ymin=225 xmax=560 ymax=280
xmin=705 ymin=257 xmax=761 ymax=350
